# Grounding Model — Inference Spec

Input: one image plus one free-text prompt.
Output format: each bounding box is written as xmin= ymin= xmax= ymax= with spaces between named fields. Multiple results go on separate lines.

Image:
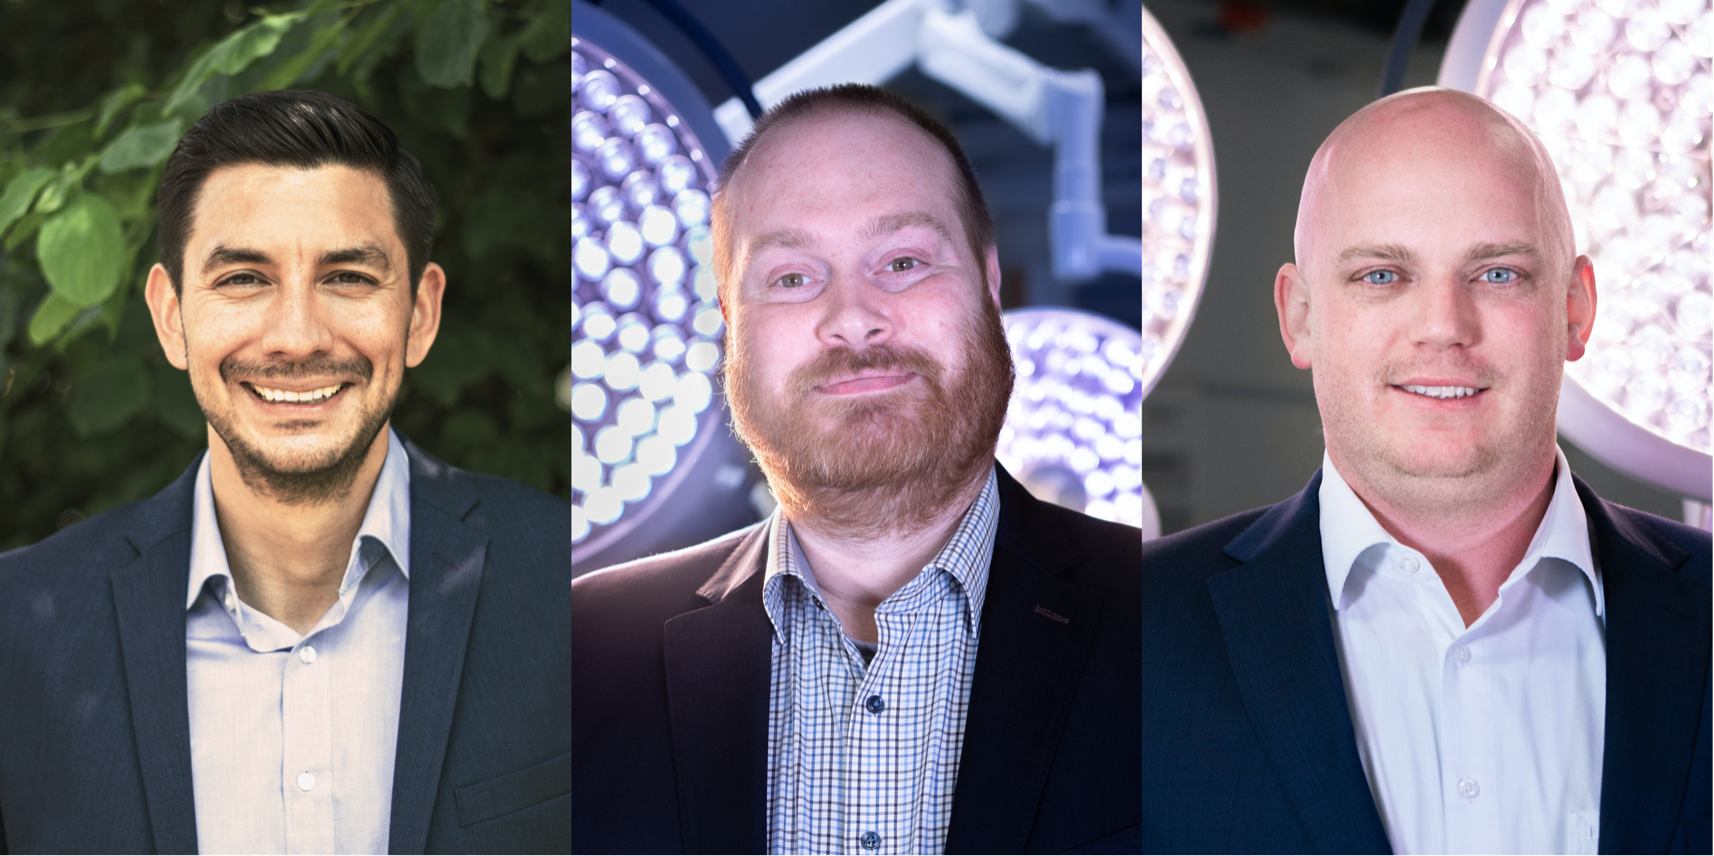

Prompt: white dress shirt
xmin=186 ymin=430 xmax=411 ymax=855
xmin=1320 ymin=448 xmax=1605 ymax=855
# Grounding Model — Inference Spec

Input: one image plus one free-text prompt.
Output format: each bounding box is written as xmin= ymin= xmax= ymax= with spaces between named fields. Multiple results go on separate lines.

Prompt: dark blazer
xmin=572 ymin=465 xmax=1142 ymax=853
xmin=1139 ymin=470 xmax=1712 ymax=855
xmin=0 ymin=440 xmax=570 ymax=854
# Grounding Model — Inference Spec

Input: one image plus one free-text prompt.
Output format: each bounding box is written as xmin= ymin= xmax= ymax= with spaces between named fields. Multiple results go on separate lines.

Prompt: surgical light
xmin=1441 ymin=0 xmax=1712 ymax=501
xmin=999 ymin=307 xmax=1161 ymax=538
xmin=573 ymin=2 xmax=750 ymax=567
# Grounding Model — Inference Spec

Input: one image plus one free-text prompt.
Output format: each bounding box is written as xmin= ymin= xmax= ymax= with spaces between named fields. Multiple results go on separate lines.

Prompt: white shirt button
xmin=1454 ymin=644 xmax=1471 ymax=665
xmin=297 ymin=771 xmax=316 ymax=792
xmin=298 ymin=645 xmax=317 ymax=664
xmin=1400 ymin=555 xmax=1420 ymax=573
xmin=1457 ymin=777 xmax=1479 ymax=798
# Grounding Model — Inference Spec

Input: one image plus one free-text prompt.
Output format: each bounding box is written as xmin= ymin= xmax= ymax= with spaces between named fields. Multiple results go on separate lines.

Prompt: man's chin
xmin=210 ymin=417 xmax=391 ymax=506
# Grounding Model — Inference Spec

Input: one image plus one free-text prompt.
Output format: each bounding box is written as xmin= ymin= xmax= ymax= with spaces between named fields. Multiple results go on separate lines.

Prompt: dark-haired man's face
xmin=144 ymin=164 xmax=444 ymax=503
xmin=721 ymin=110 xmax=1013 ymax=535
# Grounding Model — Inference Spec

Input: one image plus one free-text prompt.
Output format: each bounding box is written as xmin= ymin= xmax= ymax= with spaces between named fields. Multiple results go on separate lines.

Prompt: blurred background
xmin=575 ymin=0 xmax=1707 ymax=571
xmin=0 ymin=0 xmax=571 ymax=550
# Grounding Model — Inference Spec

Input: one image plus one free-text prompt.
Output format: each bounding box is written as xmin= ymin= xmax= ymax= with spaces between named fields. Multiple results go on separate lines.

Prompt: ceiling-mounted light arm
xmin=710 ymin=0 xmax=1142 ymax=283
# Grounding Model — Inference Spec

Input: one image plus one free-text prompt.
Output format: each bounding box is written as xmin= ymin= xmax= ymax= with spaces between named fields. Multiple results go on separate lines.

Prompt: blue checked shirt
xmin=763 ymin=468 xmax=999 ymax=855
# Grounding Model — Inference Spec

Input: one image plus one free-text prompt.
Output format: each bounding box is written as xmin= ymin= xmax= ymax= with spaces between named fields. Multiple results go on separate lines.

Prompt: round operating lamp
xmin=1440 ymin=0 xmax=1712 ymax=501
xmin=572 ymin=2 xmax=754 ymax=571
xmin=999 ymin=307 xmax=1161 ymax=538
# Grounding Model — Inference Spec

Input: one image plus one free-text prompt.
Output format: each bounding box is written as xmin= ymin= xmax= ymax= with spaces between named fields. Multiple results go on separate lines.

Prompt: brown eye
xmin=777 ymin=272 xmax=805 ymax=288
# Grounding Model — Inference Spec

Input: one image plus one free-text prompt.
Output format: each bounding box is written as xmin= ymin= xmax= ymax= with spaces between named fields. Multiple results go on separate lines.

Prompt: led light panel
xmin=1442 ymin=0 xmax=1711 ymax=498
xmin=999 ymin=307 xmax=1158 ymax=534
xmin=573 ymin=30 xmax=731 ymax=555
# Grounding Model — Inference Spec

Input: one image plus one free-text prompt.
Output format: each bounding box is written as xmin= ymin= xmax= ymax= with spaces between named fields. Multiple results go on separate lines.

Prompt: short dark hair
xmin=156 ymin=89 xmax=436 ymax=294
xmin=711 ymin=84 xmax=996 ymax=302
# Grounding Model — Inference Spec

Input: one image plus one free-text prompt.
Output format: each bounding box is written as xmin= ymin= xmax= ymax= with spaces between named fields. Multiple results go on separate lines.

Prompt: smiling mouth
xmin=244 ymin=382 xmax=348 ymax=405
xmin=818 ymin=374 xmax=915 ymax=395
xmin=1396 ymin=384 xmax=1485 ymax=400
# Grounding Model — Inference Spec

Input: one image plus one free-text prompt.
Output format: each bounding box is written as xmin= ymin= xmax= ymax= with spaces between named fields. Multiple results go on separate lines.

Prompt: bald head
xmin=1294 ymin=87 xmax=1574 ymax=281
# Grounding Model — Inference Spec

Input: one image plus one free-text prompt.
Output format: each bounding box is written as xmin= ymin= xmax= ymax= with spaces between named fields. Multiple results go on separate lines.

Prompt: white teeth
xmin=1401 ymin=384 xmax=1480 ymax=400
xmin=253 ymin=384 xmax=342 ymax=404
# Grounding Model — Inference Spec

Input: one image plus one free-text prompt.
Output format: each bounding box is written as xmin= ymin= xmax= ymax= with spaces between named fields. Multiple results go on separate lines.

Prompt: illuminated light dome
xmin=1442 ymin=0 xmax=1712 ymax=500
xmin=573 ymin=5 xmax=742 ymax=562
xmin=999 ymin=307 xmax=1160 ymax=538
xmin=1137 ymin=6 xmax=1218 ymax=405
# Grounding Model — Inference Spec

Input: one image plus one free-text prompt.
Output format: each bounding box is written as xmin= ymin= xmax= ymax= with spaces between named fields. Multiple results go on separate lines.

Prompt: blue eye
xmin=1363 ymin=270 xmax=1397 ymax=285
xmin=1483 ymin=268 xmax=1518 ymax=283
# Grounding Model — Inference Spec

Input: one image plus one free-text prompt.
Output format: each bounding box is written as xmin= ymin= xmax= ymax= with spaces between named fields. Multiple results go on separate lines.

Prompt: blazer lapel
xmin=943 ymin=469 xmax=1103 ymax=854
xmin=663 ymin=526 xmax=773 ymax=854
xmin=388 ymin=449 xmax=489 ymax=855
xmin=110 ymin=463 xmax=201 ymax=856
xmin=1206 ymin=475 xmax=1392 ymax=854
xmin=1586 ymin=480 xmax=1709 ymax=855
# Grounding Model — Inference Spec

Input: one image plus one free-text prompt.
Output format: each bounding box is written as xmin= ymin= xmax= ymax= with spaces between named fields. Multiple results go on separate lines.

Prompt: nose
xmin=258 ymin=274 xmax=336 ymax=358
xmin=1409 ymin=274 xmax=1479 ymax=350
xmin=816 ymin=273 xmax=891 ymax=348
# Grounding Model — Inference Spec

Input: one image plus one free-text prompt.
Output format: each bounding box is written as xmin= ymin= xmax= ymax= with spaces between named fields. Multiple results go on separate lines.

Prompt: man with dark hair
xmin=573 ymin=84 xmax=1141 ymax=854
xmin=0 ymin=89 xmax=568 ymax=854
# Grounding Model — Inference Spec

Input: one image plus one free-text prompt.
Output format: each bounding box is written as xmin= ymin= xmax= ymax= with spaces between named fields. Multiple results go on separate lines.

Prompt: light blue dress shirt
xmin=185 ymin=430 xmax=411 ymax=855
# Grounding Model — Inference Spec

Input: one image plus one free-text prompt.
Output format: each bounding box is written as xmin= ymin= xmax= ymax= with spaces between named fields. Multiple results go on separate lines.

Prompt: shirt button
xmin=1400 ymin=555 xmax=1420 ymax=573
xmin=1458 ymin=777 xmax=1479 ymax=798
xmin=1454 ymin=644 xmax=1471 ymax=665
xmin=298 ymin=646 xmax=317 ymax=665
xmin=865 ymin=694 xmax=885 ymax=714
xmin=860 ymin=830 xmax=881 ymax=850
xmin=297 ymin=771 xmax=316 ymax=792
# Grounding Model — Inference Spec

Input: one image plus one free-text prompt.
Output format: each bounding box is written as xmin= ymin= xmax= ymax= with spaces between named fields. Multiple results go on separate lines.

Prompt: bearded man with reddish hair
xmin=572 ymin=84 xmax=1142 ymax=854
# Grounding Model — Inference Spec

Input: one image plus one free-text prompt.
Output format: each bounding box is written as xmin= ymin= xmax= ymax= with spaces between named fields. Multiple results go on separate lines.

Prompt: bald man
xmin=1138 ymin=87 xmax=1710 ymax=854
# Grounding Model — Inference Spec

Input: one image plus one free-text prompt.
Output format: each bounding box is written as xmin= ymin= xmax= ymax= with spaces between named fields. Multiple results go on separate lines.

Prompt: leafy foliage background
xmin=0 ymin=0 xmax=572 ymax=549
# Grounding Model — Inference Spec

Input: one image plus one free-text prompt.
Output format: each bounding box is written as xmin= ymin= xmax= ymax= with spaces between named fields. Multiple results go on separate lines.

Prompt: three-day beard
xmin=725 ymin=300 xmax=1015 ymax=539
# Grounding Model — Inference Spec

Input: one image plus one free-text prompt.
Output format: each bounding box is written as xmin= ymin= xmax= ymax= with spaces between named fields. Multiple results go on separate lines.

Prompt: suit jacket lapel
xmin=388 ymin=446 xmax=489 ymax=855
xmin=110 ymin=462 xmax=201 ymax=856
xmin=1586 ymin=479 xmax=1708 ymax=855
xmin=663 ymin=526 xmax=773 ymax=854
xmin=1206 ymin=474 xmax=1392 ymax=854
xmin=944 ymin=469 xmax=1103 ymax=854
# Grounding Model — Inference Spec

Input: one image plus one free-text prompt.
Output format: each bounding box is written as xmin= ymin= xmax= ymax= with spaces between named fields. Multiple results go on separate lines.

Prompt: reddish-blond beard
xmin=724 ymin=300 xmax=1015 ymax=539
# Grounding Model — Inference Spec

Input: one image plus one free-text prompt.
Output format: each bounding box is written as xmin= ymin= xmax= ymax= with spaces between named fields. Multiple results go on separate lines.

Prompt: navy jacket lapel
xmin=944 ymin=469 xmax=1103 ymax=853
xmin=110 ymin=459 xmax=202 ymax=856
xmin=1206 ymin=473 xmax=1392 ymax=854
xmin=1586 ymin=479 xmax=1709 ymax=854
xmin=388 ymin=445 xmax=490 ymax=855
xmin=662 ymin=526 xmax=773 ymax=854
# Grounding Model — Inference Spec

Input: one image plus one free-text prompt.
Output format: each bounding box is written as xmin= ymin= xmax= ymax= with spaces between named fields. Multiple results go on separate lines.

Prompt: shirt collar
xmin=1318 ymin=445 xmax=1601 ymax=616
xmin=186 ymin=429 xmax=413 ymax=612
xmin=763 ymin=466 xmax=1000 ymax=635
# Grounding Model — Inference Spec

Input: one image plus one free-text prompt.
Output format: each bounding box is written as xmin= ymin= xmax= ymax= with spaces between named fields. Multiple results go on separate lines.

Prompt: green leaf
xmin=97 ymin=119 xmax=185 ymax=174
xmin=152 ymin=361 xmax=205 ymax=440
xmin=478 ymin=30 xmax=521 ymax=99
xmin=415 ymin=0 xmax=489 ymax=89
xmin=337 ymin=2 xmax=407 ymax=75
xmin=0 ymin=282 xmax=16 ymax=352
xmin=258 ymin=15 xmax=350 ymax=92
xmin=27 ymin=293 xmax=80 ymax=345
xmin=37 ymin=194 xmax=125 ymax=308
xmin=518 ymin=0 xmax=569 ymax=63
xmin=69 ymin=356 xmax=151 ymax=437
xmin=165 ymin=13 xmax=304 ymax=114
xmin=0 ymin=167 xmax=54 ymax=239
xmin=94 ymin=82 xmax=147 ymax=137
xmin=34 ymin=158 xmax=96 ymax=216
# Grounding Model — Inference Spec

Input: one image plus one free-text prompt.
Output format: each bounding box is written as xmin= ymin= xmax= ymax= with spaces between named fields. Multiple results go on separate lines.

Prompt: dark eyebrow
xmin=320 ymin=245 xmax=392 ymax=272
xmin=203 ymin=246 xmax=270 ymax=274
xmin=1338 ymin=243 xmax=1418 ymax=265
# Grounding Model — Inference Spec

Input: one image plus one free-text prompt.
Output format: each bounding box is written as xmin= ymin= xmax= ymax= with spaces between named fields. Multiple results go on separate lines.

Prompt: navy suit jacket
xmin=1139 ymin=470 xmax=1711 ymax=854
xmin=0 ymin=440 xmax=570 ymax=854
xmin=572 ymin=465 xmax=1142 ymax=853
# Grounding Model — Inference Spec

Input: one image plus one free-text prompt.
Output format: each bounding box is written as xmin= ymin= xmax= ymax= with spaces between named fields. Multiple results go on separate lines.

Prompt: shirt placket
xmin=1440 ymin=620 xmax=1502 ymax=854
xmin=282 ymin=634 xmax=336 ymax=853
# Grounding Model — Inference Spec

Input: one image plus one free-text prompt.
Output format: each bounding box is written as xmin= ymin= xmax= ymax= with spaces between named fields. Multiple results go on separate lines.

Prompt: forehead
xmin=188 ymin=163 xmax=398 ymax=249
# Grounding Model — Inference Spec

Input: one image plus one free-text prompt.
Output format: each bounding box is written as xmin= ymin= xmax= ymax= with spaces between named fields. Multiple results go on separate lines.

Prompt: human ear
xmin=405 ymin=262 xmax=446 ymax=367
xmin=1275 ymin=262 xmax=1314 ymax=370
xmin=144 ymin=264 xmax=189 ymax=370
xmin=1564 ymin=255 xmax=1596 ymax=362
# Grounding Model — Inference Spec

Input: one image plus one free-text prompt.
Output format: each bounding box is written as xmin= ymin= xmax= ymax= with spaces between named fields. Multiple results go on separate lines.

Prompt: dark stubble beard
xmin=725 ymin=299 xmax=1016 ymax=540
xmin=200 ymin=352 xmax=392 ymax=506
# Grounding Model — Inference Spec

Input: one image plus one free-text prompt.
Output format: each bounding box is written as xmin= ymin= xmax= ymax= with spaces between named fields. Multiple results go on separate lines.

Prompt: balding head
xmin=1294 ymin=87 xmax=1574 ymax=283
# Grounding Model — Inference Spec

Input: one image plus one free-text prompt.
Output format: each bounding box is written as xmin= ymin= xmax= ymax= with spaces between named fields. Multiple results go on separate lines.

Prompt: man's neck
xmin=787 ymin=472 xmax=988 ymax=645
xmin=1333 ymin=448 xmax=1558 ymax=627
xmin=207 ymin=428 xmax=391 ymax=635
